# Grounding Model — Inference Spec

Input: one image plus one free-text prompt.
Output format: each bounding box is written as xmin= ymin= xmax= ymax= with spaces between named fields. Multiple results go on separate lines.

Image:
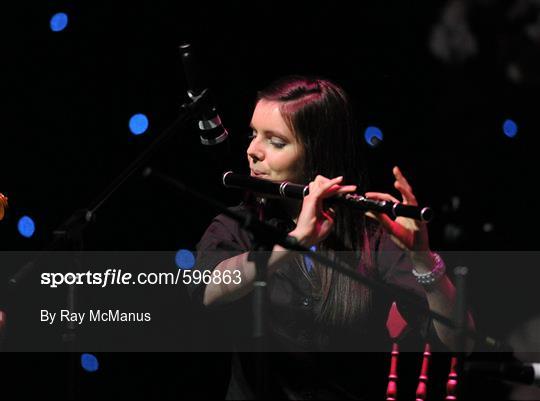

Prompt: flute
xmin=222 ymin=172 xmax=433 ymax=222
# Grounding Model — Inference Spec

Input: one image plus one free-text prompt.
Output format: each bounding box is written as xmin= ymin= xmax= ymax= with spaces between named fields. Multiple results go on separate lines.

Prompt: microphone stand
xmin=52 ymin=212 xmax=86 ymax=399
xmin=8 ymin=89 xmax=214 ymax=288
xmin=4 ymin=89 xmax=214 ymax=398
xmin=248 ymin=240 xmax=271 ymax=400
xmin=453 ymin=266 xmax=469 ymax=399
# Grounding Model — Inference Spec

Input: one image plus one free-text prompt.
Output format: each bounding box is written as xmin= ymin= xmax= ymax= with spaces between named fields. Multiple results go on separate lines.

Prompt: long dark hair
xmin=254 ymin=76 xmax=377 ymax=326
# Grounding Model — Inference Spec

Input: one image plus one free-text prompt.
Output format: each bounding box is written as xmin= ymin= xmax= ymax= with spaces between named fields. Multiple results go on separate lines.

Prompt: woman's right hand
xmin=289 ymin=175 xmax=357 ymax=247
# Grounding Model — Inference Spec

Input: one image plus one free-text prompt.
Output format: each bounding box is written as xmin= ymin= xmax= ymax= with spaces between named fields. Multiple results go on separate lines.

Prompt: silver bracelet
xmin=411 ymin=252 xmax=446 ymax=286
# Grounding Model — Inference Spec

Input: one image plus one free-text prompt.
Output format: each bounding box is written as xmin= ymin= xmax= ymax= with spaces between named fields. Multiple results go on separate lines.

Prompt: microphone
xmin=222 ymin=172 xmax=434 ymax=222
xmin=464 ymin=361 xmax=540 ymax=386
xmin=179 ymin=43 xmax=229 ymax=146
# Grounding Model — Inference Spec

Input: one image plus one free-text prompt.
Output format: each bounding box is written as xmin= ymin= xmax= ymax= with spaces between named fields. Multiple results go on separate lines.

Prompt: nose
xmin=247 ymin=136 xmax=264 ymax=163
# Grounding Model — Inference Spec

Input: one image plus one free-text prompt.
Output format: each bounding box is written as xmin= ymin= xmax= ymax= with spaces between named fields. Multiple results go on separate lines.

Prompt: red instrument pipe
xmin=416 ymin=343 xmax=431 ymax=401
xmin=386 ymin=342 xmax=399 ymax=401
xmin=445 ymin=356 xmax=459 ymax=400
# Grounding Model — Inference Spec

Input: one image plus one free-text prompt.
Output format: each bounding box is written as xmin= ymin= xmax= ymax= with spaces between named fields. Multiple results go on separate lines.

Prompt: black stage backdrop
xmin=1 ymin=1 xmax=539 ymax=399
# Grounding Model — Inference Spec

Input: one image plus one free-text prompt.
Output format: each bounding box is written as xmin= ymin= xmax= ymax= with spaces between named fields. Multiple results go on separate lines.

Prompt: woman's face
xmin=247 ymin=99 xmax=305 ymax=183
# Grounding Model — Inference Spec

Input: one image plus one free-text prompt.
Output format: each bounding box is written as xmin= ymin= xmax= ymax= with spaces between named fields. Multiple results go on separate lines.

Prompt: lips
xmin=250 ymin=169 xmax=268 ymax=177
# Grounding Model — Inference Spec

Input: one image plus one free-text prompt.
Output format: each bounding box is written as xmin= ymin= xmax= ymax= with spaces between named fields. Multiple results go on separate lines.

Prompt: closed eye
xmin=269 ymin=139 xmax=286 ymax=149
xmin=248 ymin=131 xmax=286 ymax=149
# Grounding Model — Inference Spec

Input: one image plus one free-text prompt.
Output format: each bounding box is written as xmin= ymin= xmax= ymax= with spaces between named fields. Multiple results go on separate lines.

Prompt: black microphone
xmin=179 ymin=43 xmax=229 ymax=146
xmin=222 ymin=172 xmax=434 ymax=222
xmin=464 ymin=361 xmax=540 ymax=386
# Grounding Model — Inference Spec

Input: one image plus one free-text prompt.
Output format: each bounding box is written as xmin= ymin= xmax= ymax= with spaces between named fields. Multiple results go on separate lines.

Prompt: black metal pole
xmin=8 ymin=90 xmax=212 ymax=287
xmin=248 ymin=242 xmax=271 ymax=400
xmin=453 ymin=265 xmax=469 ymax=399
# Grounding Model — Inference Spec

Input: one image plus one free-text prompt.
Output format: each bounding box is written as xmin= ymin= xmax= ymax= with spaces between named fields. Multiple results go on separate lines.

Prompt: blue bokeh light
xmin=129 ymin=114 xmax=149 ymax=135
xmin=503 ymin=119 xmax=518 ymax=138
xmin=81 ymin=353 xmax=99 ymax=372
xmin=50 ymin=13 xmax=69 ymax=32
xmin=303 ymin=245 xmax=317 ymax=273
xmin=176 ymin=249 xmax=196 ymax=270
xmin=364 ymin=126 xmax=383 ymax=147
xmin=17 ymin=216 xmax=36 ymax=238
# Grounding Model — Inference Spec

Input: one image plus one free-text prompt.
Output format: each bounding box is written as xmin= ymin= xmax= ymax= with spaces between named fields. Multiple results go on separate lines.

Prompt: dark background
xmin=1 ymin=1 xmax=540 ymax=399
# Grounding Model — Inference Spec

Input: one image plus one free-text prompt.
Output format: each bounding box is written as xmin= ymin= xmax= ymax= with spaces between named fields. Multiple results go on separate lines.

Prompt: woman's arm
xmin=410 ymin=252 xmax=475 ymax=352
xmin=367 ymin=166 xmax=475 ymax=352
xmin=203 ymin=243 xmax=296 ymax=306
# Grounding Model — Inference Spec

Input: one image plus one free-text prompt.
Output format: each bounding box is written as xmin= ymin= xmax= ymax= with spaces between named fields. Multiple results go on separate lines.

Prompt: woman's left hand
xmin=365 ymin=166 xmax=430 ymax=257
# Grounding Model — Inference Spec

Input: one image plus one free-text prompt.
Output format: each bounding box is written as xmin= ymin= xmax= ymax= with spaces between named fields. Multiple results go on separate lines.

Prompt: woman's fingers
xmin=393 ymin=166 xmax=418 ymax=206
xmin=363 ymin=190 xmax=414 ymax=247
xmin=394 ymin=181 xmax=417 ymax=206
xmin=363 ymin=168 xmax=426 ymax=251
xmin=393 ymin=166 xmax=411 ymax=191
xmin=365 ymin=191 xmax=400 ymax=204
xmin=365 ymin=209 xmax=412 ymax=250
xmin=335 ymin=185 xmax=357 ymax=194
xmin=362 ymin=193 xmax=399 ymax=228
xmin=321 ymin=208 xmax=335 ymax=222
xmin=307 ymin=176 xmax=346 ymax=199
xmin=314 ymin=175 xmax=342 ymax=185
xmin=306 ymin=176 xmax=357 ymax=216
xmin=310 ymin=175 xmax=341 ymax=191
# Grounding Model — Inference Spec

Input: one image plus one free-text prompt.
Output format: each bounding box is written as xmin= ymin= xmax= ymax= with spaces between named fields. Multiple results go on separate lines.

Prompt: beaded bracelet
xmin=411 ymin=252 xmax=446 ymax=286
